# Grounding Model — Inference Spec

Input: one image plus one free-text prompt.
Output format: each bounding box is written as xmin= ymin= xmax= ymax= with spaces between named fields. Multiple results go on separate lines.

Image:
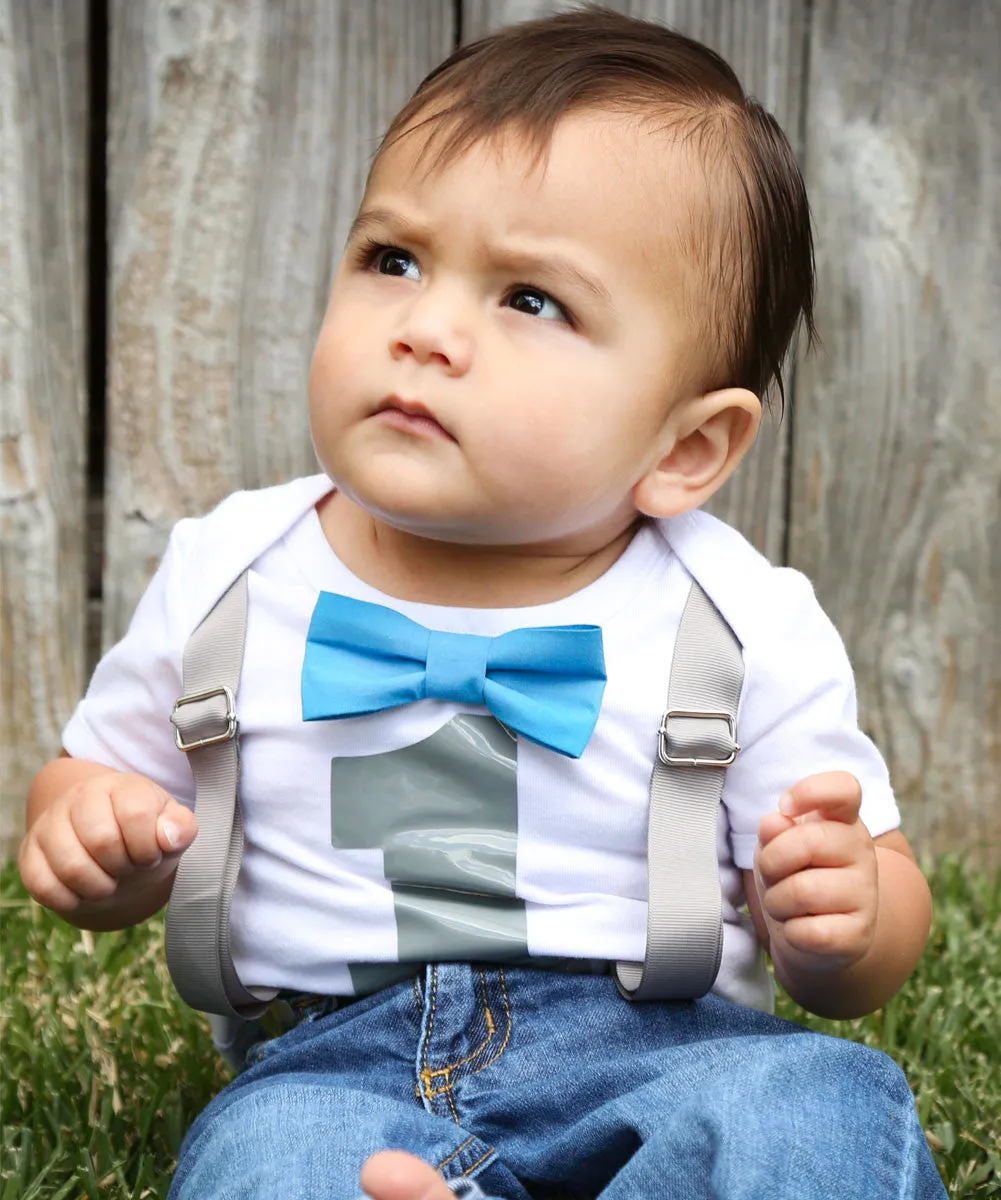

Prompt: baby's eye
xmin=371 ymin=246 xmax=421 ymax=281
xmin=506 ymin=287 xmax=569 ymax=323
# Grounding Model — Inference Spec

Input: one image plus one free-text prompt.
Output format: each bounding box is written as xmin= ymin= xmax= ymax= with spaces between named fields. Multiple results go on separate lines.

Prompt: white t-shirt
xmin=63 ymin=475 xmax=900 ymax=1012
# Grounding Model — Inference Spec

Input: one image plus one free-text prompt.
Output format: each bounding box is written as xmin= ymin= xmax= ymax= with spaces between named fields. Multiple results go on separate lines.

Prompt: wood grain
xmin=0 ymin=2 xmax=89 ymax=855
xmin=104 ymin=0 xmax=454 ymax=644
xmin=793 ymin=0 xmax=1001 ymax=862
xmin=461 ymin=0 xmax=812 ymax=560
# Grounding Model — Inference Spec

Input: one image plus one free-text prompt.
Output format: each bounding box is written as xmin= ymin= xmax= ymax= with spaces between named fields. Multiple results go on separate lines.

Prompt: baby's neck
xmin=317 ymin=492 xmax=638 ymax=609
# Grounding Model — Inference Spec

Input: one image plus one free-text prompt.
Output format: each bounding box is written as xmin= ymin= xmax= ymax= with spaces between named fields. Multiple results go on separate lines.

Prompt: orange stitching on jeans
xmin=419 ymin=968 xmax=512 ymax=1122
xmin=460 ymin=1148 xmax=495 ymax=1178
xmin=426 ymin=969 xmax=514 ymax=1097
xmin=432 ymin=971 xmax=497 ymax=1074
xmin=418 ymin=967 xmax=439 ymax=1105
xmin=436 ymin=1137 xmax=476 ymax=1172
xmin=418 ymin=964 xmax=461 ymax=1123
xmin=465 ymin=968 xmax=512 ymax=1077
xmin=427 ymin=968 xmax=514 ymax=1093
xmin=420 ymin=970 xmax=498 ymax=1094
xmin=420 ymin=1069 xmax=450 ymax=1096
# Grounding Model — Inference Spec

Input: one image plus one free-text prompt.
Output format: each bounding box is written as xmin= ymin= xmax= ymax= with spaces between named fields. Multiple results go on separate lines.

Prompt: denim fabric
xmin=170 ymin=965 xmax=947 ymax=1200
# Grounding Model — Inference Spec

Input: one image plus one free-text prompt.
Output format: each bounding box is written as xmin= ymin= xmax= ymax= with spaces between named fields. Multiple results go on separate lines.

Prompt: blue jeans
xmin=170 ymin=965 xmax=947 ymax=1199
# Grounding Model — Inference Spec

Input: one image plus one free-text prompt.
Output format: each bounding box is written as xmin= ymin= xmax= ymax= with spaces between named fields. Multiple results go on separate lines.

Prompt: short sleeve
xmin=722 ymin=569 xmax=900 ymax=869
xmin=61 ymin=527 xmax=195 ymax=807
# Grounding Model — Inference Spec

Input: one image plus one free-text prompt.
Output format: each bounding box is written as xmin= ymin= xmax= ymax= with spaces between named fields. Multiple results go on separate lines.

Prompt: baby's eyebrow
xmin=347 ymin=206 xmax=427 ymax=247
xmin=494 ymin=248 xmax=614 ymax=311
xmin=347 ymin=205 xmax=614 ymax=311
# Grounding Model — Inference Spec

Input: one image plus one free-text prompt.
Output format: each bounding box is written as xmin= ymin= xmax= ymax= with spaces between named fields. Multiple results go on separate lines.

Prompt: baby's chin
xmin=350 ymin=496 xmax=586 ymax=556
xmin=327 ymin=476 xmax=505 ymax=545
xmin=365 ymin=505 xmax=531 ymax=548
xmin=326 ymin=458 xmax=621 ymax=552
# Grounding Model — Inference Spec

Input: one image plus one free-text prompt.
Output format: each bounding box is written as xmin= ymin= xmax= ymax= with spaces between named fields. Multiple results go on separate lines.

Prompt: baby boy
xmin=21 ymin=8 xmax=945 ymax=1200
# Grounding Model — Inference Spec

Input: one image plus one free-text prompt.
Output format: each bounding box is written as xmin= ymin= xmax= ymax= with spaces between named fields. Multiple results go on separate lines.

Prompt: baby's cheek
xmin=309 ymin=328 xmax=354 ymax=401
xmin=307 ymin=338 xmax=338 ymax=411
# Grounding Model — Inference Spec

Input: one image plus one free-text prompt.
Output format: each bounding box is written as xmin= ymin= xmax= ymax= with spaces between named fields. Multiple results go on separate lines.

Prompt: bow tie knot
xmin=301 ymin=592 xmax=606 ymax=759
xmin=425 ymin=630 xmax=491 ymax=705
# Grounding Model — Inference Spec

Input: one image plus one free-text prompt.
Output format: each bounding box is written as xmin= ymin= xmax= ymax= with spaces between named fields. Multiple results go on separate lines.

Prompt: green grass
xmin=2 ymin=857 xmax=999 ymax=1198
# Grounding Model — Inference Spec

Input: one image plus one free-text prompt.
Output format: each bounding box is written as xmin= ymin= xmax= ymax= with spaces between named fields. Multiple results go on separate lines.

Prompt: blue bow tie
xmin=301 ymin=592 xmax=606 ymax=759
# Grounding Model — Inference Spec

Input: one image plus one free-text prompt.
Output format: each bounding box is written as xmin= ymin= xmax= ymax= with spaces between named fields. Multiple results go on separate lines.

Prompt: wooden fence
xmin=2 ymin=0 xmax=999 ymax=863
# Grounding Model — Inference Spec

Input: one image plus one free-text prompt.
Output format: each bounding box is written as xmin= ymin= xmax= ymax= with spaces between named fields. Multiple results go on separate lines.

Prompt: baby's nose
xmin=390 ymin=291 xmax=473 ymax=376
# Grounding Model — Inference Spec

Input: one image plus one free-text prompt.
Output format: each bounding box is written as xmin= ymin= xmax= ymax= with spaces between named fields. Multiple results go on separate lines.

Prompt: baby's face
xmin=309 ymin=110 xmax=710 ymax=549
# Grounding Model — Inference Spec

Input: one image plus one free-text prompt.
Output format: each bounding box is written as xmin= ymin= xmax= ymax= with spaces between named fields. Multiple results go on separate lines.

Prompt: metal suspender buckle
xmin=658 ymin=709 xmax=739 ymax=768
xmin=171 ymin=685 xmax=238 ymax=752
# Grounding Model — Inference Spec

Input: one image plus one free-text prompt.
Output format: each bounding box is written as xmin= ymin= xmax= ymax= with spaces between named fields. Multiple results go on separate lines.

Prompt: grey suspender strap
xmin=614 ymin=581 xmax=743 ymax=1001
xmin=165 ymin=573 xmax=741 ymax=1017
xmin=165 ymin=572 xmax=276 ymax=1019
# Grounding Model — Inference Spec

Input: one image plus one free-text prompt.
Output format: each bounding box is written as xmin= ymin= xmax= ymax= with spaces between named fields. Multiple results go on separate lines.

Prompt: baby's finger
xmin=108 ymin=776 xmax=173 ymax=868
xmin=17 ymin=838 xmax=82 ymax=912
xmin=155 ymin=799 xmax=197 ymax=855
xmin=34 ymin=814 xmax=118 ymax=901
xmin=70 ymin=789 xmax=137 ymax=876
xmin=760 ymin=866 xmax=863 ymax=923
xmin=360 ymin=1151 xmax=454 ymax=1200
xmin=778 ymin=772 xmax=862 ymax=825
xmin=756 ymin=818 xmax=864 ymax=885
xmin=778 ymin=911 xmax=871 ymax=962
xmin=756 ymin=809 xmax=796 ymax=848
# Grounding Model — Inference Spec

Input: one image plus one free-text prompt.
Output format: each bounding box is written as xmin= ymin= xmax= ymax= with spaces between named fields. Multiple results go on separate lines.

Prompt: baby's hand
xmin=753 ymin=772 xmax=878 ymax=976
xmin=18 ymin=769 xmax=197 ymax=917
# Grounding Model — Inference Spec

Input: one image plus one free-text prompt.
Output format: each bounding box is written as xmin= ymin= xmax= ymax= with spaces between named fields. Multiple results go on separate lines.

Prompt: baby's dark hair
xmin=377 ymin=5 xmax=815 ymax=406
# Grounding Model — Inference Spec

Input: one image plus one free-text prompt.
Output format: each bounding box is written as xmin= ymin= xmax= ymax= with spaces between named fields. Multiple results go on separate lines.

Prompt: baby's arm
xmin=19 ymin=755 xmax=198 ymax=931
xmin=743 ymin=772 xmax=932 ymax=1019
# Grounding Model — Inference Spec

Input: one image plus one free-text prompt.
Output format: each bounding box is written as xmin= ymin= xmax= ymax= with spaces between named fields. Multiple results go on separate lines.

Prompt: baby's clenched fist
xmin=18 ymin=767 xmax=196 ymax=917
xmin=752 ymin=771 xmax=878 ymax=977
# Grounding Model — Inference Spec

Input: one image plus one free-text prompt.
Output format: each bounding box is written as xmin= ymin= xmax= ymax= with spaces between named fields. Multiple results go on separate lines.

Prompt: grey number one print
xmin=330 ymin=714 xmax=528 ymax=992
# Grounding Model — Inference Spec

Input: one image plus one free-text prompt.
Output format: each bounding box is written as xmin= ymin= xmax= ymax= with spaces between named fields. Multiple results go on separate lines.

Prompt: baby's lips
xmin=375 ymin=393 xmax=457 ymax=441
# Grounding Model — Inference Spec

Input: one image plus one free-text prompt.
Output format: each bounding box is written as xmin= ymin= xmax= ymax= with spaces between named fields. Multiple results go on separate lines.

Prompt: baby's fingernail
xmin=778 ymin=792 xmax=795 ymax=816
xmin=160 ymin=819 xmax=181 ymax=849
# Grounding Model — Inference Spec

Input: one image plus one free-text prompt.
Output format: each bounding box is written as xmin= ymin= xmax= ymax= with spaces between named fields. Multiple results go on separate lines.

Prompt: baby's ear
xmin=633 ymin=387 xmax=761 ymax=520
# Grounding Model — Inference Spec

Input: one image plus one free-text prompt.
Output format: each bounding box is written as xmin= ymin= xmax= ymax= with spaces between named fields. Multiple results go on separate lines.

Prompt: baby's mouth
xmin=373 ymin=396 xmax=456 ymax=442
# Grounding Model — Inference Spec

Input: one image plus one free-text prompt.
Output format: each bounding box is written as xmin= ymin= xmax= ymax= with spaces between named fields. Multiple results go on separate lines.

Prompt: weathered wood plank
xmin=104 ymin=0 xmax=455 ymax=644
xmin=461 ymin=0 xmax=812 ymax=560
xmin=0 ymin=2 xmax=89 ymax=855
xmin=793 ymin=0 xmax=1001 ymax=862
